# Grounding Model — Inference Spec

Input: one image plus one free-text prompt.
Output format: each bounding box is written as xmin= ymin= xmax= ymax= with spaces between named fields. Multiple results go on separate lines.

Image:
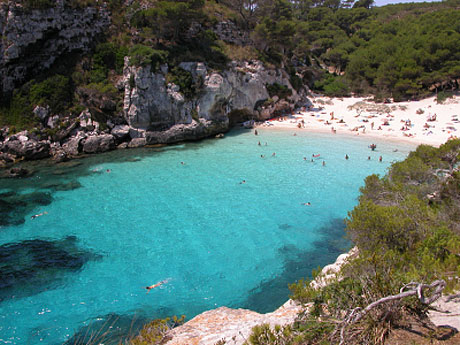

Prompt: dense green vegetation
xmin=242 ymin=139 xmax=460 ymax=344
xmin=1 ymin=0 xmax=460 ymax=130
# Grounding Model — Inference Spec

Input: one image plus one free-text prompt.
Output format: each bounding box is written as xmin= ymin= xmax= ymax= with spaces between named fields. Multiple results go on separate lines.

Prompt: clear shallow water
xmin=0 ymin=129 xmax=415 ymax=344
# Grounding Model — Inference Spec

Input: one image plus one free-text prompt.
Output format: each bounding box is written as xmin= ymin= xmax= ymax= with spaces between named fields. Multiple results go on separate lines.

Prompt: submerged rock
xmin=8 ymin=167 xmax=33 ymax=178
xmin=0 ymin=236 xmax=102 ymax=301
xmin=0 ymin=190 xmax=52 ymax=226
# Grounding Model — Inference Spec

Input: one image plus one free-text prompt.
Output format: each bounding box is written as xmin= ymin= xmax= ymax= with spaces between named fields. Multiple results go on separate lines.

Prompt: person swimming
xmin=31 ymin=211 xmax=48 ymax=220
xmin=145 ymin=279 xmax=169 ymax=293
xmin=301 ymin=202 xmax=311 ymax=206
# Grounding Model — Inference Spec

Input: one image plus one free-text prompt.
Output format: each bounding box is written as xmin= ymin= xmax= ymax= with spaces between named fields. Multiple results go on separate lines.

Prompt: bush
xmin=166 ymin=67 xmax=195 ymax=99
xmin=29 ymin=75 xmax=72 ymax=114
xmin=266 ymin=83 xmax=292 ymax=99
xmin=23 ymin=0 xmax=55 ymax=10
xmin=314 ymin=74 xmax=350 ymax=97
xmin=436 ymin=90 xmax=454 ymax=104
xmin=0 ymin=90 xmax=37 ymax=131
xmin=129 ymin=45 xmax=168 ymax=69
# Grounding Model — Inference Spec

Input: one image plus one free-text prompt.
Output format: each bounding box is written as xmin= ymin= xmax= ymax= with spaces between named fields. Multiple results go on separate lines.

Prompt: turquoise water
xmin=0 ymin=129 xmax=415 ymax=344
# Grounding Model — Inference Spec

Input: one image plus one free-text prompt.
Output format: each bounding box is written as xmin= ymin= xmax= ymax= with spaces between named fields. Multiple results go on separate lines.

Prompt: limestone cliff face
xmin=0 ymin=0 xmax=109 ymax=94
xmin=123 ymin=59 xmax=302 ymax=144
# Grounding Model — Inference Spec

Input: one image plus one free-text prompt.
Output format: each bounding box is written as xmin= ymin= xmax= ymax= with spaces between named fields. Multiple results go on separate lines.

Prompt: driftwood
xmin=338 ymin=280 xmax=446 ymax=345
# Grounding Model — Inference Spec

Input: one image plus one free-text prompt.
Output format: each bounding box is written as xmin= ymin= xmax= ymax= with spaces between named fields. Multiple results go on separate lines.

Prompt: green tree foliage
xmin=131 ymin=0 xmax=206 ymax=41
xmin=29 ymin=75 xmax=72 ymax=114
xmin=129 ymin=45 xmax=168 ymax=69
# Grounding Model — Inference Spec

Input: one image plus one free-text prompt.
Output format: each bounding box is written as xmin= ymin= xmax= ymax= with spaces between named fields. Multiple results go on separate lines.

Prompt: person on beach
xmin=254 ymin=129 xmax=258 ymax=135
xmin=31 ymin=211 xmax=48 ymax=220
xmin=146 ymin=279 xmax=168 ymax=293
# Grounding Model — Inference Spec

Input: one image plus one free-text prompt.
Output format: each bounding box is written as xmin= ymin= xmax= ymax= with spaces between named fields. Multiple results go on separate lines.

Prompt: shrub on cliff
xmin=129 ymin=45 xmax=168 ymax=69
xmin=29 ymin=75 xmax=72 ymax=114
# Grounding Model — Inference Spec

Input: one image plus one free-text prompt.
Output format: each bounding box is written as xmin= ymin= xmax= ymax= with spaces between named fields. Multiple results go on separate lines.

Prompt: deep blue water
xmin=0 ymin=128 xmax=415 ymax=344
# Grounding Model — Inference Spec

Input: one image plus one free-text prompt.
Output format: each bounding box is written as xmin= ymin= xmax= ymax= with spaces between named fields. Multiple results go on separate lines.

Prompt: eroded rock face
xmin=123 ymin=60 xmax=302 ymax=144
xmin=165 ymin=300 xmax=303 ymax=345
xmin=0 ymin=0 xmax=110 ymax=94
xmin=82 ymin=134 xmax=115 ymax=153
xmin=1 ymin=136 xmax=50 ymax=160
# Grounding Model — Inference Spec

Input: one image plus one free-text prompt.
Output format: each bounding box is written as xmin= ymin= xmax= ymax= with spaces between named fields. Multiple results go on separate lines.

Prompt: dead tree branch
xmin=338 ymin=280 xmax=446 ymax=345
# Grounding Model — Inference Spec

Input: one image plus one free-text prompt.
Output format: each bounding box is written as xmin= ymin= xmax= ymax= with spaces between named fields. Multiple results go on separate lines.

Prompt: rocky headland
xmin=0 ymin=58 xmax=305 ymax=167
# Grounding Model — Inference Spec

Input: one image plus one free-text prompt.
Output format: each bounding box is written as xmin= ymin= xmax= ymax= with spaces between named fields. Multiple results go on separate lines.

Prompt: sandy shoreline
xmin=257 ymin=94 xmax=460 ymax=147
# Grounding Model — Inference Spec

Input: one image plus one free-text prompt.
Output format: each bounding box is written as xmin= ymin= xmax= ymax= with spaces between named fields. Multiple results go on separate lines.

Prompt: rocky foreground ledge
xmin=165 ymin=301 xmax=302 ymax=345
xmin=162 ymin=249 xmax=358 ymax=345
xmin=160 ymin=246 xmax=460 ymax=345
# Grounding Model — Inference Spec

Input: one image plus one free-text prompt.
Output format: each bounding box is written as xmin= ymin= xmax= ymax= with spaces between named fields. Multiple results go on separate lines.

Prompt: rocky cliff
xmin=1 ymin=57 xmax=306 ymax=166
xmin=122 ymin=59 xmax=303 ymax=146
xmin=0 ymin=0 xmax=109 ymax=94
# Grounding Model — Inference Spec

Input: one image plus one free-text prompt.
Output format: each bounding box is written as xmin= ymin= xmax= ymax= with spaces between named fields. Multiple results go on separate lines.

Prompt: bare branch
xmin=337 ymin=280 xmax=446 ymax=345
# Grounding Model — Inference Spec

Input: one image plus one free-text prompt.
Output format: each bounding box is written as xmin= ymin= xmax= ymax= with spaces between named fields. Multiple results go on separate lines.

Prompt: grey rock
xmin=2 ymin=138 xmax=50 ymax=160
xmin=47 ymin=115 xmax=60 ymax=129
xmin=0 ymin=2 xmax=110 ymax=94
xmin=111 ymin=124 xmax=130 ymax=140
xmin=33 ymin=106 xmax=49 ymax=122
xmin=122 ymin=59 xmax=301 ymax=146
xmin=82 ymin=134 xmax=115 ymax=153
xmin=62 ymin=135 xmax=85 ymax=156
xmin=0 ymin=152 xmax=14 ymax=163
xmin=53 ymin=121 xmax=78 ymax=142
xmin=128 ymin=137 xmax=146 ymax=148
xmin=9 ymin=167 xmax=33 ymax=178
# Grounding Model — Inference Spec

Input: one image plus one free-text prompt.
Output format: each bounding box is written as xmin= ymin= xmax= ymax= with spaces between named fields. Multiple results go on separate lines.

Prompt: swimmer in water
xmin=301 ymin=202 xmax=311 ymax=206
xmin=31 ymin=211 xmax=48 ymax=220
xmin=145 ymin=279 xmax=168 ymax=293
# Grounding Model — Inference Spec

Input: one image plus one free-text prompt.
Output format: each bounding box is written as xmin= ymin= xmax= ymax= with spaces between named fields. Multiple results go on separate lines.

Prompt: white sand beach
xmin=259 ymin=94 xmax=460 ymax=147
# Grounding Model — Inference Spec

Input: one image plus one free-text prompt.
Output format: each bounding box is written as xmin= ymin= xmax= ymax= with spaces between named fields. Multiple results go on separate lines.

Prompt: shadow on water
xmin=60 ymin=307 xmax=178 ymax=345
xmin=241 ymin=218 xmax=351 ymax=314
xmin=0 ymin=190 xmax=53 ymax=226
xmin=0 ymin=236 xmax=102 ymax=302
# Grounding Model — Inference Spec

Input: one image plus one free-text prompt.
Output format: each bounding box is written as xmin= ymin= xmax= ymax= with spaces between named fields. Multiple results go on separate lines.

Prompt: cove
xmin=0 ymin=128 xmax=415 ymax=345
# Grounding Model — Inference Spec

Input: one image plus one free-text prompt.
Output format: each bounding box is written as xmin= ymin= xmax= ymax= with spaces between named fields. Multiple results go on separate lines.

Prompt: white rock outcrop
xmin=123 ymin=59 xmax=303 ymax=144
